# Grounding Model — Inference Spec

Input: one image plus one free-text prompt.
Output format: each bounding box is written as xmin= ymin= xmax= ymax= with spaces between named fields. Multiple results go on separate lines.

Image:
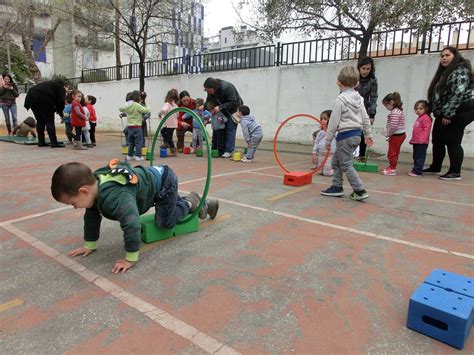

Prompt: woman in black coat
xmin=24 ymin=79 xmax=68 ymax=147
xmin=424 ymin=47 xmax=473 ymax=180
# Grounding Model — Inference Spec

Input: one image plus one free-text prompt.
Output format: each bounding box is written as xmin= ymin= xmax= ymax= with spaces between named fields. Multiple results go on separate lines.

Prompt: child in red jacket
xmin=86 ymin=95 xmax=97 ymax=146
xmin=408 ymin=100 xmax=433 ymax=176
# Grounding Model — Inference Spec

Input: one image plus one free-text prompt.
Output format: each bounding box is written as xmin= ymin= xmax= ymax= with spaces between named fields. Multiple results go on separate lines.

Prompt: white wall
xmin=14 ymin=51 xmax=474 ymax=156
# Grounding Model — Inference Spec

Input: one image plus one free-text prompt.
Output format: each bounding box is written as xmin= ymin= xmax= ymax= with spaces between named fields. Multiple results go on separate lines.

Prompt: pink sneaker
xmin=381 ymin=167 xmax=396 ymax=176
xmin=408 ymin=171 xmax=421 ymax=177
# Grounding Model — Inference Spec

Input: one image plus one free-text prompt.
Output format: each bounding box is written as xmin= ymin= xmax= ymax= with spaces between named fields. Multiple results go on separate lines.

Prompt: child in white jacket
xmin=236 ymin=105 xmax=263 ymax=162
xmin=312 ymin=110 xmax=336 ymax=175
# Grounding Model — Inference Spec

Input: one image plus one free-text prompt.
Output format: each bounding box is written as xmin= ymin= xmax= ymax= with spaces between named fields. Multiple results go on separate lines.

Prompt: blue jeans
xmin=1 ymin=103 xmax=18 ymax=134
xmin=152 ymin=167 xmax=190 ymax=229
xmin=225 ymin=117 xmax=237 ymax=153
xmin=412 ymin=144 xmax=428 ymax=175
xmin=128 ymin=127 xmax=144 ymax=157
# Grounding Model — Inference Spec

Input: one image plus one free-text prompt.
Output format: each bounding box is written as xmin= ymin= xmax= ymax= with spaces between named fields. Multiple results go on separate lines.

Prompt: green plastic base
xmin=146 ymin=151 xmax=153 ymax=160
xmin=140 ymin=213 xmax=199 ymax=244
xmin=196 ymin=148 xmax=203 ymax=157
xmin=211 ymin=150 xmax=219 ymax=158
xmin=353 ymin=161 xmax=379 ymax=172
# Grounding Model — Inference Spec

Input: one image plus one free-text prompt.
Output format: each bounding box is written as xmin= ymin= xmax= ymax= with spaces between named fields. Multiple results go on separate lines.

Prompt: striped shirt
xmin=386 ymin=108 xmax=405 ymax=137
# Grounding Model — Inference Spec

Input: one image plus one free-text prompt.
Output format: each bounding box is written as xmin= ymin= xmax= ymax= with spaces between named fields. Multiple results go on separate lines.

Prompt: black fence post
xmin=129 ymin=61 xmax=132 ymax=79
xmin=276 ymin=42 xmax=281 ymax=66
xmin=420 ymin=30 xmax=427 ymax=54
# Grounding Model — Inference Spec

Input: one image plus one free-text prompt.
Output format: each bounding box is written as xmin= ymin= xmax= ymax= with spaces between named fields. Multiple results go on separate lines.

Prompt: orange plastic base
xmin=283 ymin=172 xmax=313 ymax=186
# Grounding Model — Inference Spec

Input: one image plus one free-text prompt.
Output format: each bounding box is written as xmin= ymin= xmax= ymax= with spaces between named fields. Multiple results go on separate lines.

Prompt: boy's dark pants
xmin=90 ymin=122 xmax=96 ymax=143
xmin=153 ymin=167 xmax=190 ymax=229
xmin=65 ymin=122 xmax=74 ymax=142
xmin=212 ymin=129 xmax=226 ymax=155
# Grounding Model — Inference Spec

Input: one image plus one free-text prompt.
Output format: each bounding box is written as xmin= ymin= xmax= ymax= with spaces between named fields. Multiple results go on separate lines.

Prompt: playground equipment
xmin=273 ymin=114 xmax=330 ymax=186
xmin=353 ymin=149 xmax=378 ymax=172
xmin=407 ymin=269 xmax=473 ymax=349
xmin=141 ymin=107 xmax=212 ymax=244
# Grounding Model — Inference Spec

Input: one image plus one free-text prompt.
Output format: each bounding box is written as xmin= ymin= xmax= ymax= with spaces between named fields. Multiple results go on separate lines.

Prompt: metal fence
xmin=15 ymin=19 xmax=460 ymax=85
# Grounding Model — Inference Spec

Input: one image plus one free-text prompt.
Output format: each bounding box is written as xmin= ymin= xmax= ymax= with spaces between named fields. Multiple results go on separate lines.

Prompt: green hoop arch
xmin=149 ymin=107 xmax=212 ymax=223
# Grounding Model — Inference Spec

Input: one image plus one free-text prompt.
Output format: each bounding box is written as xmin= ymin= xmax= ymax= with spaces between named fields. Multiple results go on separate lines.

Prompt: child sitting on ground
xmin=207 ymin=99 xmax=227 ymax=157
xmin=183 ymin=98 xmax=211 ymax=153
xmin=120 ymin=90 xmax=150 ymax=161
xmin=12 ymin=116 xmax=37 ymax=138
xmin=237 ymin=105 xmax=263 ymax=162
xmin=51 ymin=159 xmax=219 ymax=273
xmin=320 ymin=66 xmax=373 ymax=201
xmin=312 ymin=110 xmax=336 ymax=175
xmin=408 ymin=100 xmax=432 ymax=177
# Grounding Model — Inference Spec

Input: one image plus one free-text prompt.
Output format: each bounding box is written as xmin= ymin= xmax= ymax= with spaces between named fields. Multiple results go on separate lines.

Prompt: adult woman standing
xmin=176 ymin=90 xmax=195 ymax=152
xmin=424 ymin=47 xmax=473 ymax=181
xmin=0 ymin=73 xmax=19 ymax=135
xmin=24 ymin=79 xmax=68 ymax=148
xmin=355 ymin=57 xmax=378 ymax=162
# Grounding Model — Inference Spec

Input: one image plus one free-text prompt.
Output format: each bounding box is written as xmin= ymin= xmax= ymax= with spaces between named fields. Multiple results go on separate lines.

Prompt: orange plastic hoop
xmin=273 ymin=113 xmax=331 ymax=175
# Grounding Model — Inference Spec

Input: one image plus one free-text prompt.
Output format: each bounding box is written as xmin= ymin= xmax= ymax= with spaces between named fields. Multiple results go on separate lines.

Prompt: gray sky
xmin=203 ymin=0 xmax=241 ymax=37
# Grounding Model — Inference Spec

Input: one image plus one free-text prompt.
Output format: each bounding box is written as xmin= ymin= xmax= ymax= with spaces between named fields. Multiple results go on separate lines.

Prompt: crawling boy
xmin=51 ymin=159 xmax=218 ymax=273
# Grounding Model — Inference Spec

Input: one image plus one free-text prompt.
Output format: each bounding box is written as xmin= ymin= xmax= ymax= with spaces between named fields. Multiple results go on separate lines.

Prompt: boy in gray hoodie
xmin=237 ymin=105 xmax=263 ymax=162
xmin=321 ymin=66 xmax=374 ymax=201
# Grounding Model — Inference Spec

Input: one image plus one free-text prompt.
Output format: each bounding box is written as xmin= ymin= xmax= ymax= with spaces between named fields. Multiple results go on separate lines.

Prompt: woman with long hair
xmin=0 ymin=73 xmax=19 ymax=135
xmin=424 ymin=47 xmax=473 ymax=181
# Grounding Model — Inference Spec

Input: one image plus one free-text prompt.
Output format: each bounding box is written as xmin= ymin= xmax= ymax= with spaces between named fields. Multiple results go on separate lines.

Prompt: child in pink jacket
xmin=408 ymin=100 xmax=432 ymax=176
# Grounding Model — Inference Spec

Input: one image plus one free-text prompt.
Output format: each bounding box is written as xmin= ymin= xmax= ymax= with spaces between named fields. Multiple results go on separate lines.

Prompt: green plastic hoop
xmin=149 ymin=107 xmax=212 ymax=222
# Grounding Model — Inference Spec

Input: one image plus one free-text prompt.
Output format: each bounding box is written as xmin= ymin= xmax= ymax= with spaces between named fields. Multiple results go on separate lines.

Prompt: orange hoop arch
xmin=273 ymin=113 xmax=331 ymax=175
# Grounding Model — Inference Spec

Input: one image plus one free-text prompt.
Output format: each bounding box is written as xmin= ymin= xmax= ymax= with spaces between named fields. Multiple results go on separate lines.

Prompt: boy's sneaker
xmin=185 ymin=192 xmax=201 ymax=213
xmin=408 ymin=171 xmax=421 ymax=177
xmin=221 ymin=152 xmax=232 ymax=158
xmin=422 ymin=167 xmax=441 ymax=175
xmin=125 ymin=155 xmax=134 ymax=161
xmin=241 ymin=157 xmax=253 ymax=163
xmin=320 ymin=186 xmax=344 ymax=197
xmin=206 ymin=199 xmax=219 ymax=219
xmin=381 ymin=167 xmax=396 ymax=176
xmin=439 ymin=172 xmax=462 ymax=181
xmin=350 ymin=190 xmax=369 ymax=201
xmin=134 ymin=156 xmax=145 ymax=161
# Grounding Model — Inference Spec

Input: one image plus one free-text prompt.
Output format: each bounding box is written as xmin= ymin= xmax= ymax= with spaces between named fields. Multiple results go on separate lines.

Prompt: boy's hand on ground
xmin=365 ymin=138 xmax=374 ymax=147
xmin=312 ymin=154 xmax=317 ymax=164
xmin=112 ymin=259 xmax=136 ymax=274
xmin=68 ymin=247 xmax=95 ymax=257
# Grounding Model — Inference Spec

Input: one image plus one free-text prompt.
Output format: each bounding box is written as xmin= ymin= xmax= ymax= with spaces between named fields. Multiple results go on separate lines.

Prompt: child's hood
xmin=241 ymin=114 xmax=256 ymax=122
xmin=338 ymin=90 xmax=364 ymax=111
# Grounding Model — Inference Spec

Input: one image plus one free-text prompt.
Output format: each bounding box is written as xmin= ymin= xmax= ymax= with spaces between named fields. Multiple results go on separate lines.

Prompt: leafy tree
xmin=239 ymin=0 xmax=472 ymax=57
xmin=0 ymin=42 xmax=31 ymax=83
xmin=100 ymin=0 xmax=197 ymax=91
xmin=0 ymin=0 xmax=64 ymax=82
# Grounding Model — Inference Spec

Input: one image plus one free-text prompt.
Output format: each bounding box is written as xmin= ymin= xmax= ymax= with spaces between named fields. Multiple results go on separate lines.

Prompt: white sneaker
xmin=126 ymin=155 xmax=135 ymax=161
xmin=241 ymin=157 xmax=253 ymax=163
xmin=221 ymin=152 xmax=232 ymax=158
xmin=134 ymin=156 xmax=145 ymax=161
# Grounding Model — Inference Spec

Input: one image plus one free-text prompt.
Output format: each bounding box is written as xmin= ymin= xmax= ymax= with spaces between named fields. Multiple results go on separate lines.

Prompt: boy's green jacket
xmin=83 ymin=161 xmax=160 ymax=262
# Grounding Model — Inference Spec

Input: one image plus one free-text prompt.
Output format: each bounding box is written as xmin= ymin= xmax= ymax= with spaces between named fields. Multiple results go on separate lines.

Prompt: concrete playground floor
xmin=0 ymin=132 xmax=473 ymax=354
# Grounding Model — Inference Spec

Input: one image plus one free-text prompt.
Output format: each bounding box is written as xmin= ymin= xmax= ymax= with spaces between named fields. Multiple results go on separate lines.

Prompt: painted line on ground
xmin=0 ymin=298 xmax=24 ymax=313
xmin=0 ymin=206 xmax=71 ymax=227
xmin=267 ymin=185 xmax=312 ymax=202
xmin=178 ymin=160 xmax=306 ymax=185
xmin=250 ymin=171 xmax=474 ymax=207
xmin=139 ymin=214 xmax=232 ymax=255
xmin=207 ymin=196 xmax=474 ymax=260
xmin=1 ymin=223 xmax=240 ymax=355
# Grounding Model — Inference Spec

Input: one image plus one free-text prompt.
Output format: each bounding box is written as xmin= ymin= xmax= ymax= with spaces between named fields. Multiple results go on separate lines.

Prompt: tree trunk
xmin=358 ymin=24 xmax=376 ymax=59
xmin=139 ymin=59 xmax=145 ymax=91
xmin=115 ymin=0 xmax=122 ymax=80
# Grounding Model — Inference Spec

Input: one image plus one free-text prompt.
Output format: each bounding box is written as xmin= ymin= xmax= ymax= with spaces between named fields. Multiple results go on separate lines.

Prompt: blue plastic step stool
xmin=407 ymin=269 xmax=474 ymax=349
